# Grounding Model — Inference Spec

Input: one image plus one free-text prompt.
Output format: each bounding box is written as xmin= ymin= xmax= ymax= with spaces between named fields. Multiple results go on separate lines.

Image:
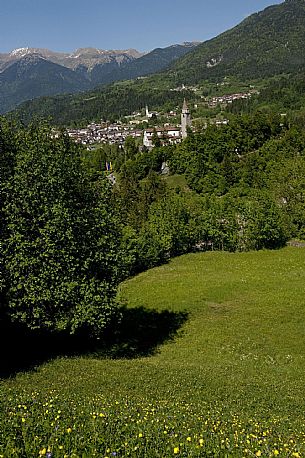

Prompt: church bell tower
xmin=181 ymin=99 xmax=191 ymax=139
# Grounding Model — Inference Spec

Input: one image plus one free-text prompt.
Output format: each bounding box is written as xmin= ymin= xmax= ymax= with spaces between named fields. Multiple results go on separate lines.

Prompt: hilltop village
xmin=66 ymin=99 xmax=192 ymax=149
xmin=66 ymin=90 xmax=253 ymax=150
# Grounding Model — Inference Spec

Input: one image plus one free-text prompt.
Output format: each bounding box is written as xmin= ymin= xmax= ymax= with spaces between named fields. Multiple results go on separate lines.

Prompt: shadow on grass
xmin=0 ymin=306 xmax=188 ymax=379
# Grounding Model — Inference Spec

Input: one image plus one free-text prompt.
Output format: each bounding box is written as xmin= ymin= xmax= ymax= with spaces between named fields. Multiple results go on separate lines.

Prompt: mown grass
xmin=1 ymin=247 xmax=305 ymax=457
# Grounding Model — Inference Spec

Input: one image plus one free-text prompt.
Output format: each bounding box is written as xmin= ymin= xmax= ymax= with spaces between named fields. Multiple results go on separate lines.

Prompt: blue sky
xmin=0 ymin=0 xmax=283 ymax=53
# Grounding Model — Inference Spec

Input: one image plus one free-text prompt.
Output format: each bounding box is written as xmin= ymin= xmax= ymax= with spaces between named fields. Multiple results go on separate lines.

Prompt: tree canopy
xmin=0 ymin=121 xmax=123 ymax=335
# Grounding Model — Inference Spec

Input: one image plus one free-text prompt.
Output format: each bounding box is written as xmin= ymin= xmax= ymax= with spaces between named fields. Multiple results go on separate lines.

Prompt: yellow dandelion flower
xmin=39 ymin=449 xmax=46 ymax=456
xmin=21 ymin=418 xmax=26 ymax=423
xmin=274 ymin=451 xmax=279 ymax=456
xmin=138 ymin=433 xmax=143 ymax=438
xmin=256 ymin=451 xmax=262 ymax=457
xmin=186 ymin=436 xmax=192 ymax=442
xmin=66 ymin=428 xmax=72 ymax=433
xmin=174 ymin=447 xmax=179 ymax=454
xmin=292 ymin=453 xmax=300 ymax=458
xmin=199 ymin=438 xmax=204 ymax=446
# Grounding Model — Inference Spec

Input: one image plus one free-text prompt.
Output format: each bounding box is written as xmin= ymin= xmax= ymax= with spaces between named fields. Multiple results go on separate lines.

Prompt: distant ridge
xmin=0 ymin=55 xmax=91 ymax=113
xmin=0 ymin=43 xmax=199 ymax=113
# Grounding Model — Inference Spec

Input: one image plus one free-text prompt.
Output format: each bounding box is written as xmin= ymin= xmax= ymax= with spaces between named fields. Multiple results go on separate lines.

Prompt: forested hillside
xmin=170 ymin=0 xmax=305 ymax=83
xmin=12 ymin=80 xmax=195 ymax=126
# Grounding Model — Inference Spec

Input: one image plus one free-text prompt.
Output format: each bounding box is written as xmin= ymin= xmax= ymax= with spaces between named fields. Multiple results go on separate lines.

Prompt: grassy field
xmin=1 ymin=247 xmax=305 ymax=457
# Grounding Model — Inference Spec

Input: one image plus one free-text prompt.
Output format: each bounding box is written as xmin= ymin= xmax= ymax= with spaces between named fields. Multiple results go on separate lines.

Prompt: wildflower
xmin=186 ymin=436 xmax=192 ymax=442
xmin=256 ymin=452 xmax=262 ymax=457
xmin=39 ymin=449 xmax=47 ymax=456
xmin=273 ymin=451 xmax=279 ymax=456
xmin=199 ymin=438 xmax=204 ymax=446
xmin=174 ymin=447 xmax=179 ymax=454
xmin=66 ymin=428 xmax=72 ymax=433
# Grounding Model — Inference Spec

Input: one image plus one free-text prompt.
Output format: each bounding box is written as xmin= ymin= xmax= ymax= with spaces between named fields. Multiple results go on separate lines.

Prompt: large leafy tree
xmin=0 ymin=119 xmax=17 ymax=308
xmin=4 ymin=123 xmax=122 ymax=334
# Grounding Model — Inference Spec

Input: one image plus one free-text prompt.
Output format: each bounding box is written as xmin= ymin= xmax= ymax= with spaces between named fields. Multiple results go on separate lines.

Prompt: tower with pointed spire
xmin=181 ymin=99 xmax=191 ymax=139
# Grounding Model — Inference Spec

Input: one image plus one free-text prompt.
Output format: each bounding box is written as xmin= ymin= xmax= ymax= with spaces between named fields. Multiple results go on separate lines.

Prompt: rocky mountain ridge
xmin=0 ymin=43 xmax=199 ymax=113
xmin=0 ymin=47 xmax=144 ymax=72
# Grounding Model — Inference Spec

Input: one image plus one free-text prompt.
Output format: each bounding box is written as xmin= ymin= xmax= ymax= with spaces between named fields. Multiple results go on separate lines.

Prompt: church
xmin=143 ymin=99 xmax=191 ymax=149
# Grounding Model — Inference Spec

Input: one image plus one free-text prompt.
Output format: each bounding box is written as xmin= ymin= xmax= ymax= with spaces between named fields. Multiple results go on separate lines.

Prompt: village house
xmin=143 ymin=126 xmax=181 ymax=148
xmin=67 ymin=122 xmax=142 ymax=148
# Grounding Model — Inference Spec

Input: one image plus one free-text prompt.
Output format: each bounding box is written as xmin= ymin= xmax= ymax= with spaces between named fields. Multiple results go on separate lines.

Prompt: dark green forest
xmin=12 ymin=81 xmax=195 ymax=127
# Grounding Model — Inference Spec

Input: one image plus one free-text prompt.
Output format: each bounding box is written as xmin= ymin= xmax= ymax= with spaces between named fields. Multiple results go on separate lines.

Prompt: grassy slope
xmin=120 ymin=248 xmax=305 ymax=412
xmin=1 ymin=247 xmax=305 ymax=456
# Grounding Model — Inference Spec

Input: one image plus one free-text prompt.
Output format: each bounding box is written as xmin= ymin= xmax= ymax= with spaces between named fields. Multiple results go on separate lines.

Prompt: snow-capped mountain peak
xmin=10 ymin=47 xmax=31 ymax=57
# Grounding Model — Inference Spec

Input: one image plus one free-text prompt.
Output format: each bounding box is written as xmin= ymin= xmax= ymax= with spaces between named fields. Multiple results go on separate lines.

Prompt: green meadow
xmin=1 ymin=247 xmax=305 ymax=457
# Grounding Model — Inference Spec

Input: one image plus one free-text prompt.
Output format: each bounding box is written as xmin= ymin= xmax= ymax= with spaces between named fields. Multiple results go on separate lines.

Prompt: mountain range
xmin=10 ymin=0 xmax=305 ymax=125
xmin=0 ymin=43 xmax=199 ymax=113
xmin=0 ymin=47 xmax=143 ymax=73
